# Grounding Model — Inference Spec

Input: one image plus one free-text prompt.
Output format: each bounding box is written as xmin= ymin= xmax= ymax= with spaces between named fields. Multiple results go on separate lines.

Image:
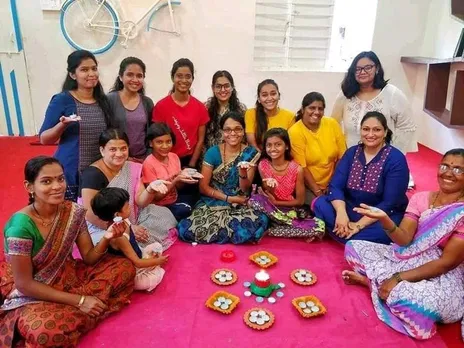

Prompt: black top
xmin=79 ymin=166 xmax=109 ymax=196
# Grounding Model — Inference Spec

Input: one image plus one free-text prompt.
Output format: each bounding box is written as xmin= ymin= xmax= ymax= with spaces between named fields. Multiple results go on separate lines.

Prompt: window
xmin=253 ymin=0 xmax=378 ymax=71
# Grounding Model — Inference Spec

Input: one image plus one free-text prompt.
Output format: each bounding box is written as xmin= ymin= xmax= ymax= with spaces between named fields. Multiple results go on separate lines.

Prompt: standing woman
xmin=205 ymin=70 xmax=246 ymax=148
xmin=332 ymin=51 xmax=417 ymax=185
xmin=108 ymin=57 xmax=154 ymax=162
xmin=39 ymin=50 xmax=112 ymax=201
xmin=245 ymin=79 xmax=295 ymax=151
xmin=152 ymin=58 xmax=209 ymax=169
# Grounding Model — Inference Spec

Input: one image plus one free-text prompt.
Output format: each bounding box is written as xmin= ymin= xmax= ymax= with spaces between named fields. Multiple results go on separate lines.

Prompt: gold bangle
xmin=78 ymin=295 xmax=85 ymax=307
xmin=93 ymin=244 xmax=108 ymax=255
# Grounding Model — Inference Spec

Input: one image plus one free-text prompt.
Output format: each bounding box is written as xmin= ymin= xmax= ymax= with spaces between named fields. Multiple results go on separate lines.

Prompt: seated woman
xmin=178 ymin=111 xmax=269 ymax=244
xmin=342 ymin=148 xmax=464 ymax=340
xmin=142 ymin=123 xmax=201 ymax=221
xmin=79 ymin=128 xmax=178 ymax=250
xmin=0 ymin=156 xmax=135 ymax=347
xmin=288 ymin=92 xmax=346 ymax=204
xmin=313 ymin=111 xmax=409 ymax=245
xmin=248 ymin=128 xmax=325 ymax=240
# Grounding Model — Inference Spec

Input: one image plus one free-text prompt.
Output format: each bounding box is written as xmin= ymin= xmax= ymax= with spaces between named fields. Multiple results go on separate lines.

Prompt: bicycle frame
xmin=81 ymin=0 xmax=178 ymax=35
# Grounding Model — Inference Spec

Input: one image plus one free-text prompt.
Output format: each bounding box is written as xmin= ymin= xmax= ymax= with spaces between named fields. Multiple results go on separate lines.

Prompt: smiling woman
xmin=313 ymin=111 xmax=409 ymax=245
xmin=39 ymin=50 xmax=113 ymax=202
xmin=0 ymin=156 xmax=135 ymax=347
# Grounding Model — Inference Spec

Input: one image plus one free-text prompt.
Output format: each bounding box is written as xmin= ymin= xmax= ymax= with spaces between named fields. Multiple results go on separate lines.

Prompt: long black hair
xmin=62 ymin=50 xmax=113 ymax=127
xmin=25 ymin=156 xmax=63 ymax=204
xmin=262 ymin=128 xmax=292 ymax=161
xmin=341 ymin=51 xmax=389 ymax=99
xmin=255 ymin=79 xmax=280 ymax=147
xmin=170 ymin=58 xmax=194 ymax=94
xmin=360 ymin=111 xmax=393 ymax=144
xmin=295 ymin=92 xmax=326 ymax=122
xmin=110 ymin=56 xmax=146 ymax=95
xmin=206 ymin=70 xmax=244 ymax=141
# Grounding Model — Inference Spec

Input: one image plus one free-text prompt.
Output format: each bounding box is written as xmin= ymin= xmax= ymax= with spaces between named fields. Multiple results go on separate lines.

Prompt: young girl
xmin=92 ymin=187 xmax=168 ymax=292
xmin=152 ymin=58 xmax=209 ymax=169
xmin=142 ymin=123 xmax=202 ymax=220
xmin=248 ymin=128 xmax=325 ymax=240
xmin=245 ymin=79 xmax=295 ymax=151
xmin=39 ymin=50 xmax=113 ymax=201
xmin=205 ymin=70 xmax=246 ymax=148
xmin=108 ymin=57 xmax=154 ymax=162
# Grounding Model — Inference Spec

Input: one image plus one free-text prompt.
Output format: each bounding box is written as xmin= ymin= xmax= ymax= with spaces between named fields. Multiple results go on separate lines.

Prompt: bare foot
xmin=342 ymin=270 xmax=368 ymax=287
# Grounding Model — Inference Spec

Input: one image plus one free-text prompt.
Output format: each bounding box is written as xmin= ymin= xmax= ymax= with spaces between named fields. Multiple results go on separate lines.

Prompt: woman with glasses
xmin=178 ymin=112 xmax=269 ymax=244
xmin=313 ymin=111 xmax=409 ymax=245
xmin=204 ymin=70 xmax=246 ymax=149
xmin=332 ymin=51 xmax=417 ymax=188
xmin=341 ymin=148 xmax=464 ymax=340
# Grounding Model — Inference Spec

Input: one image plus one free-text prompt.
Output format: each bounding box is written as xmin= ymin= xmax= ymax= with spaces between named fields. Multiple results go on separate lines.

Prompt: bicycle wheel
xmin=60 ymin=0 xmax=119 ymax=54
xmin=147 ymin=0 xmax=181 ymax=33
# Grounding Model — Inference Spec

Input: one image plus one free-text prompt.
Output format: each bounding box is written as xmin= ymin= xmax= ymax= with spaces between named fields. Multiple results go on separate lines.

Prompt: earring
xmin=29 ymin=192 xmax=34 ymax=199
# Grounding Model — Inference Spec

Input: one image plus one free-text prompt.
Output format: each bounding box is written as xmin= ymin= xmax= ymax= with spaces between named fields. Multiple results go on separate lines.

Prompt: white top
xmin=331 ymin=84 xmax=417 ymax=153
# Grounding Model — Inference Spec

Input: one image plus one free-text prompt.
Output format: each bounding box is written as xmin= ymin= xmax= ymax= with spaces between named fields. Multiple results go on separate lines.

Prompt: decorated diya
xmin=290 ymin=269 xmax=317 ymax=286
xmin=211 ymin=269 xmax=238 ymax=286
xmin=292 ymin=295 xmax=326 ymax=318
xmin=243 ymin=270 xmax=285 ymax=303
xmin=249 ymin=251 xmax=278 ymax=268
xmin=205 ymin=291 xmax=240 ymax=315
xmin=244 ymin=308 xmax=275 ymax=330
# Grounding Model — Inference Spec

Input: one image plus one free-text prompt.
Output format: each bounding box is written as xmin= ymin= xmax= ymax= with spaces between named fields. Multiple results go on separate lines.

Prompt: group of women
xmin=1 ymin=48 xmax=464 ymax=346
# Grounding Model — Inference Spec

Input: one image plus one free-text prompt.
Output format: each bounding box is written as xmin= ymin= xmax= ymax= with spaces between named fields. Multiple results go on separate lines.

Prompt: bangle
xmin=225 ymin=195 xmax=229 ymax=202
xmin=78 ymin=295 xmax=85 ymax=307
xmin=384 ymin=225 xmax=397 ymax=234
xmin=93 ymin=244 xmax=108 ymax=255
xmin=239 ymin=174 xmax=247 ymax=179
xmin=392 ymin=272 xmax=403 ymax=283
xmin=211 ymin=189 xmax=215 ymax=198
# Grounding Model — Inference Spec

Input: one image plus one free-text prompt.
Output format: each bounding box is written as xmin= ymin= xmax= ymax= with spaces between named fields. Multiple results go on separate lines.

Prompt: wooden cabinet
xmin=401 ymin=56 xmax=464 ymax=129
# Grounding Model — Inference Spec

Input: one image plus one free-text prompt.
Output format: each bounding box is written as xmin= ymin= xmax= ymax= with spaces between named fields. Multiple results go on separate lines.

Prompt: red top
xmin=259 ymin=159 xmax=299 ymax=201
xmin=152 ymin=95 xmax=209 ymax=158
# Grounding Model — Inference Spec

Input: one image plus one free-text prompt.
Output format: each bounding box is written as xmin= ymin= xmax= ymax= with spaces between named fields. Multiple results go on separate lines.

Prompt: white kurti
xmin=331 ymin=84 xmax=417 ymax=153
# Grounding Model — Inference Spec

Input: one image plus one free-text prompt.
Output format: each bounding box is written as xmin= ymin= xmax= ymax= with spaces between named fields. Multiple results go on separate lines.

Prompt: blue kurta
xmin=313 ymin=144 xmax=409 ymax=244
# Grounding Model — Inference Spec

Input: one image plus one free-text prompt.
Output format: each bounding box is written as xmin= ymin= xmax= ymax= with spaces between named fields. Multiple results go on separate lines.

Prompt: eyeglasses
xmin=222 ymin=127 xmax=244 ymax=134
xmin=439 ymin=164 xmax=464 ymax=176
xmin=355 ymin=64 xmax=375 ymax=74
xmin=214 ymin=83 xmax=232 ymax=91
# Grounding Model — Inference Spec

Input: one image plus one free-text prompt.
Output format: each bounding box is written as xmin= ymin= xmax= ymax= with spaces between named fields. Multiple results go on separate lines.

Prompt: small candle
xmin=255 ymin=269 xmax=271 ymax=288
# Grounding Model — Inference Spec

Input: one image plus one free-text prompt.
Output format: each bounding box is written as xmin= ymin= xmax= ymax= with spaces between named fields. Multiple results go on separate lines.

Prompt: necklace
xmin=430 ymin=191 xmax=464 ymax=209
xmin=271 ymin=161 xmax=289 ymax=172
xmin=32 ymin=203 xmax=58 ymax=227
xmin=102 ymin=159 xmax=121 ymax=177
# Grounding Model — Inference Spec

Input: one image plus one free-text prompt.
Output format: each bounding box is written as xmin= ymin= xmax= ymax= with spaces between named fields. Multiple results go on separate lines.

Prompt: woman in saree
xmin=342 ymin=148 xmax=464 ymax=340
xmin=178 ymin=111 xmax=269 ymax=244
xmin=0 ymin=156 xmax=135 ymax=347
xmin=79 ymin=129 xmax=178 ymax=250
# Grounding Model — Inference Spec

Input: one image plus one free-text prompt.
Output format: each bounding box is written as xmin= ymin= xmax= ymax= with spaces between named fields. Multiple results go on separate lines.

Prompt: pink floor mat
xmin=78 ymin=238 xmax=447 ymax=348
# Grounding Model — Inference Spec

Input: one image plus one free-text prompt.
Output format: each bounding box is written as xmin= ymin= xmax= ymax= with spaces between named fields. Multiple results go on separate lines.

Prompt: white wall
xmin=405 ymin=0 xmax=464 ymax=154
xmin=3 ymin=0 xmax=436 ymax=144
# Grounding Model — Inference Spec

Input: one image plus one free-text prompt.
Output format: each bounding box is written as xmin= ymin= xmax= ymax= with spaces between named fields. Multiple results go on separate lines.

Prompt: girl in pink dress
xmin=248 ymin=128 xmax=325 ymax=239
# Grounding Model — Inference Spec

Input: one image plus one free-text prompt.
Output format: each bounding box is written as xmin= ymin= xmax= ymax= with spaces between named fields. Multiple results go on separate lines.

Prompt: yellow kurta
xmin=288 ymin=117 xmax=346 ymax=188
xmin=245 ymin=108 xmax=295 ymax=134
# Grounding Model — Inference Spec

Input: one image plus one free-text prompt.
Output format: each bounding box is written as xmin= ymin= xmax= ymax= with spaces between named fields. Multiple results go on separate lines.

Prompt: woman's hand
xmin=177 ymin=169 xmax=202 ymax=184
xmin=78 ymin=296 xmax=107 ymax=317
xmin=334 ymin=211 xmax=350 ymax=236
xmin=229 ymin=195 xmax=248 ymax=205
xmin=103 ymin=220 xmax=127 ymax=240
xmin=257 ymin=186 xmax=277 ymax=204
xmin=132 ymin=224 xmax=149 ymax=243
xmin=353 ymin=203 xmax=387 ymax=220
xmin=340 ymin=222 xmax=361 ymax=239
xmin=148 ymin=180 xmax=171 ymax=194
xmin=59 ymin=114 xmax=81 ymax=124
xmin=152 ymin=254 xmax=169 ymax=266
xmin=379 ymin=276 xmax=400 ymax=301
xmin=313 ymin=186 xmax=326 ymax=197
xmin=262 ymin=178 xmax=278 ymax=191
xmin=237 ymin=161 xmax=254 ymax=177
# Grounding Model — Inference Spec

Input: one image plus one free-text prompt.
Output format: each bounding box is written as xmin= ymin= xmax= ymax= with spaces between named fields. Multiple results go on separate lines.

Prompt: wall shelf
xmin=401 ymin=56 xmax=464 ymax=129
